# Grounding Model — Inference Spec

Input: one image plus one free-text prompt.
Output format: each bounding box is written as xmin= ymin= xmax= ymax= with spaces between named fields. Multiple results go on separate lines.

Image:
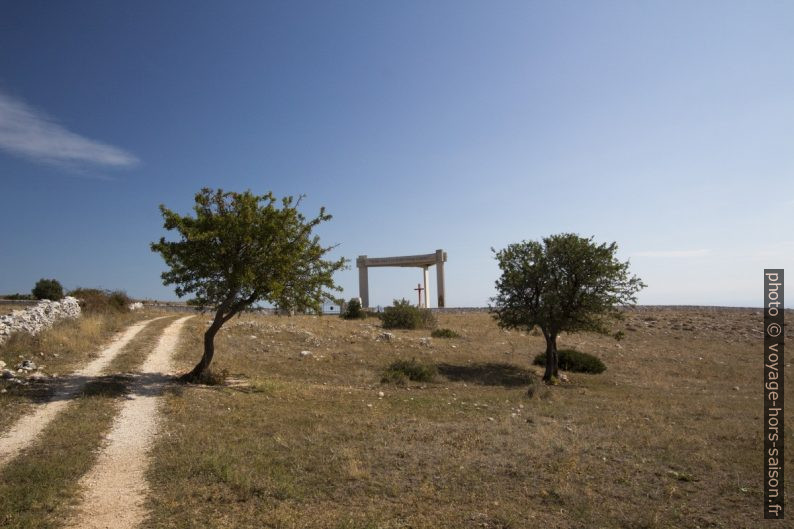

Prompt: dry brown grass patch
xmin=142 ymin=309 xmax=790 ymax=529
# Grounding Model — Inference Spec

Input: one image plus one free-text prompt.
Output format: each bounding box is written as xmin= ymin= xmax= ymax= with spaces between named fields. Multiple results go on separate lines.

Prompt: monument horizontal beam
xmin=356 ymin=252 xmax=446 ymax=268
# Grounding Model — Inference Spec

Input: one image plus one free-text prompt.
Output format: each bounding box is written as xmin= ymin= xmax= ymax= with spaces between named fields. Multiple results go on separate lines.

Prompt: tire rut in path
xmin=64 ymin=315 xmax=192 ymax=529
xmin=0 ymin=317 xmax=167 ymax=467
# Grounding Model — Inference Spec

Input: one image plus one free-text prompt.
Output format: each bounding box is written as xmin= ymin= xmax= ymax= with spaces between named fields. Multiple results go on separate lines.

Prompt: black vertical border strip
xmin=765 ymin=269 xmax=784 ymax=519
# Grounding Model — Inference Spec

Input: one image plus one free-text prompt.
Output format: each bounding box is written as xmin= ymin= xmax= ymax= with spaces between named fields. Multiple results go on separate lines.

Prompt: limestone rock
xmin=16 ymin=360 xmax=37 ymax=371
xmin=376 ymin=332 xmax=394 ymax=342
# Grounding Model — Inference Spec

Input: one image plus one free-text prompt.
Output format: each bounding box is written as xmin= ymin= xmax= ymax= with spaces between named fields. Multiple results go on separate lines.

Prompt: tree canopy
xmin=32 ymin=278 xmax=64 ymax=301
xmin=490 ymin=233 xmax=644 ymax=382
xmin=151 ymin=188 xmax=346 ymax=380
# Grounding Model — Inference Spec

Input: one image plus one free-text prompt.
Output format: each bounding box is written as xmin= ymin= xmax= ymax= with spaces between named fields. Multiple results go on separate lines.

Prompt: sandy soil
xmin=0 ymin=317 xmax=165 ymax=467
xmin=64 ymin=315 xmax=191 ymax=529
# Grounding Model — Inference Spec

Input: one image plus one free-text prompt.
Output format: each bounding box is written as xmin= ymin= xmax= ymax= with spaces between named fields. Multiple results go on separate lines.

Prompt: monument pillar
xmin=422 ymin=266 xmax=430 ymax=308
xmin=435 ymin=249 xmax=446 ymax=308
xmin=357 ymin=256 xmax=369 ymax=308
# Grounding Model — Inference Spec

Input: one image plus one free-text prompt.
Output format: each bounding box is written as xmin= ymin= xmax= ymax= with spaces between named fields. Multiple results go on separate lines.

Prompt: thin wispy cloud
xmin=0 ymin=90 xmax=138 ymax=169
xmin=633 ymin=249 xmax=711 ymax=258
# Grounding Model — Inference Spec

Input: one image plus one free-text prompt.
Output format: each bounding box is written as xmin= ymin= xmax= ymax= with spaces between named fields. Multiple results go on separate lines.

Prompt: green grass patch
xmin=430 ymin=328 xmax=460 ymax=338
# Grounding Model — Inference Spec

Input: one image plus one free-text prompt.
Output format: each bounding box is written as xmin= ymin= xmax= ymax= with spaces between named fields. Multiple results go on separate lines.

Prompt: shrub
xmin=0 ymin=293 xmax=34 ymax=300
xmin=381 ymin=299 xmax=436 ymax=330
xmin=69 ymin=288 xmax=132 ymax=314
xmin=381 ymin=358 xmax=437 ymax=384
xmin=532 ymin=349 xmax=606 ymax=374
xmin=32 ymin=278 xmax=64 ymax=301
xmin=341 ymin=298 xmax=365 ymax=320
xmin=431 ymin=328 xmax=459 ymax=338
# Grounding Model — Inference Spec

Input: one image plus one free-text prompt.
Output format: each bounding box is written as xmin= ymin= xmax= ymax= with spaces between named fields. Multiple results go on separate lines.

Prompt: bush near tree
xmin=533 ymin=349 xmax=606 ymax=374
xmin=32 ymin=278 xmax=64 ymax=301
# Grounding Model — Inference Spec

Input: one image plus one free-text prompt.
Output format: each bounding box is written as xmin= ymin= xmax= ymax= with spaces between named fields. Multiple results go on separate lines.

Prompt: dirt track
xmin=64 ymin=315 xmax=191 ymax=529
xmin=0 ymin=317 xmax=164 ymax=467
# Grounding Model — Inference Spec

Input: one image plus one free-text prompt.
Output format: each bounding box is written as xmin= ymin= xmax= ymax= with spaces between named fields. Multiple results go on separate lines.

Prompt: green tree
xmin=32 ymin=278 xmax=64 ymax=301
xmin=151 ymin=188 xmax=346 ymax=381
xmin=490 ymin=234 xmax=644 ymax=383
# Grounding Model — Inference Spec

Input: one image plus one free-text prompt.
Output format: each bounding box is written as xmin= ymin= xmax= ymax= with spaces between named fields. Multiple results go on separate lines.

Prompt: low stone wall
xmin=0 ymin=297 xmax=82 ymax=344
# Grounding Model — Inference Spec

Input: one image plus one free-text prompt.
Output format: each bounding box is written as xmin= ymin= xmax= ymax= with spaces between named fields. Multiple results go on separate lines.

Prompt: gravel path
xmin=0 ymin=317 xmax=166 ymax=467
xmin=64 ymin=315 xmax=192 ymax=529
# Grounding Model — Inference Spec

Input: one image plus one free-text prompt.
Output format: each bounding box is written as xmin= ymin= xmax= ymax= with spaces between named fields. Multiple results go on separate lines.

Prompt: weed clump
xmin=525 ymin=375 xmax=550 ymax=398
xmin=380 ymin=299 xmax=436 ymax=330
xmin=431 ymin=328 xmax=459 ymax=338
xmin=533 ymin=349 xmax=606 ymax=374
xmin=381 ymin=358 xmax=437 ymax=384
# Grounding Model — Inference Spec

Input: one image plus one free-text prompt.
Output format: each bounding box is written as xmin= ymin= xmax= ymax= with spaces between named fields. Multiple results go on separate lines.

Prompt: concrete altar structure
xmin=356 ymin=249 xmax=447 ymax=309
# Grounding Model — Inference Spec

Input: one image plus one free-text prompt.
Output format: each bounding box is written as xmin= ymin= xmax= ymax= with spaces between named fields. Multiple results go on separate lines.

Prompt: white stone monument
xmin=356 ymin=249 xmax=447 ymax=309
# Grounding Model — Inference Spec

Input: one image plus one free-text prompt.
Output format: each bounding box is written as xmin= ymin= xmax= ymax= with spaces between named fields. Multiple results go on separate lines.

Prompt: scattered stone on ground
xmin=16 ymin=360 xmax=37 ymax=371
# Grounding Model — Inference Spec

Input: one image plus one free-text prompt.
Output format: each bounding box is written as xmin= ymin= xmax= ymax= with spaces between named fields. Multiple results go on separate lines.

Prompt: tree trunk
xmin=183 ymin=312 xmax=223 ymax=382
xmin=542 ymin=333 xmax=559 ymax=382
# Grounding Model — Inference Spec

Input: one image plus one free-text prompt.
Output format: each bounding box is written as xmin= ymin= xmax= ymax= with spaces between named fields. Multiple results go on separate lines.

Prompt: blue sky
xmin=0 ymin=1 xmax=791 ymax=307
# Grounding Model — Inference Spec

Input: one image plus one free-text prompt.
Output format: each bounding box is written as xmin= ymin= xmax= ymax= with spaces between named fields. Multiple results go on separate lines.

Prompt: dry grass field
xmin=138 ymin=307 xmax=791 ymax=529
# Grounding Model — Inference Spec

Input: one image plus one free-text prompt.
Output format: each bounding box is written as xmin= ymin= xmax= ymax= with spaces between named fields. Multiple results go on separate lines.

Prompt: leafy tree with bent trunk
xmin=151 ymin=188 xmax=346 ymax=381
xmin=490 ymin=234 xmax=644 ymax=383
